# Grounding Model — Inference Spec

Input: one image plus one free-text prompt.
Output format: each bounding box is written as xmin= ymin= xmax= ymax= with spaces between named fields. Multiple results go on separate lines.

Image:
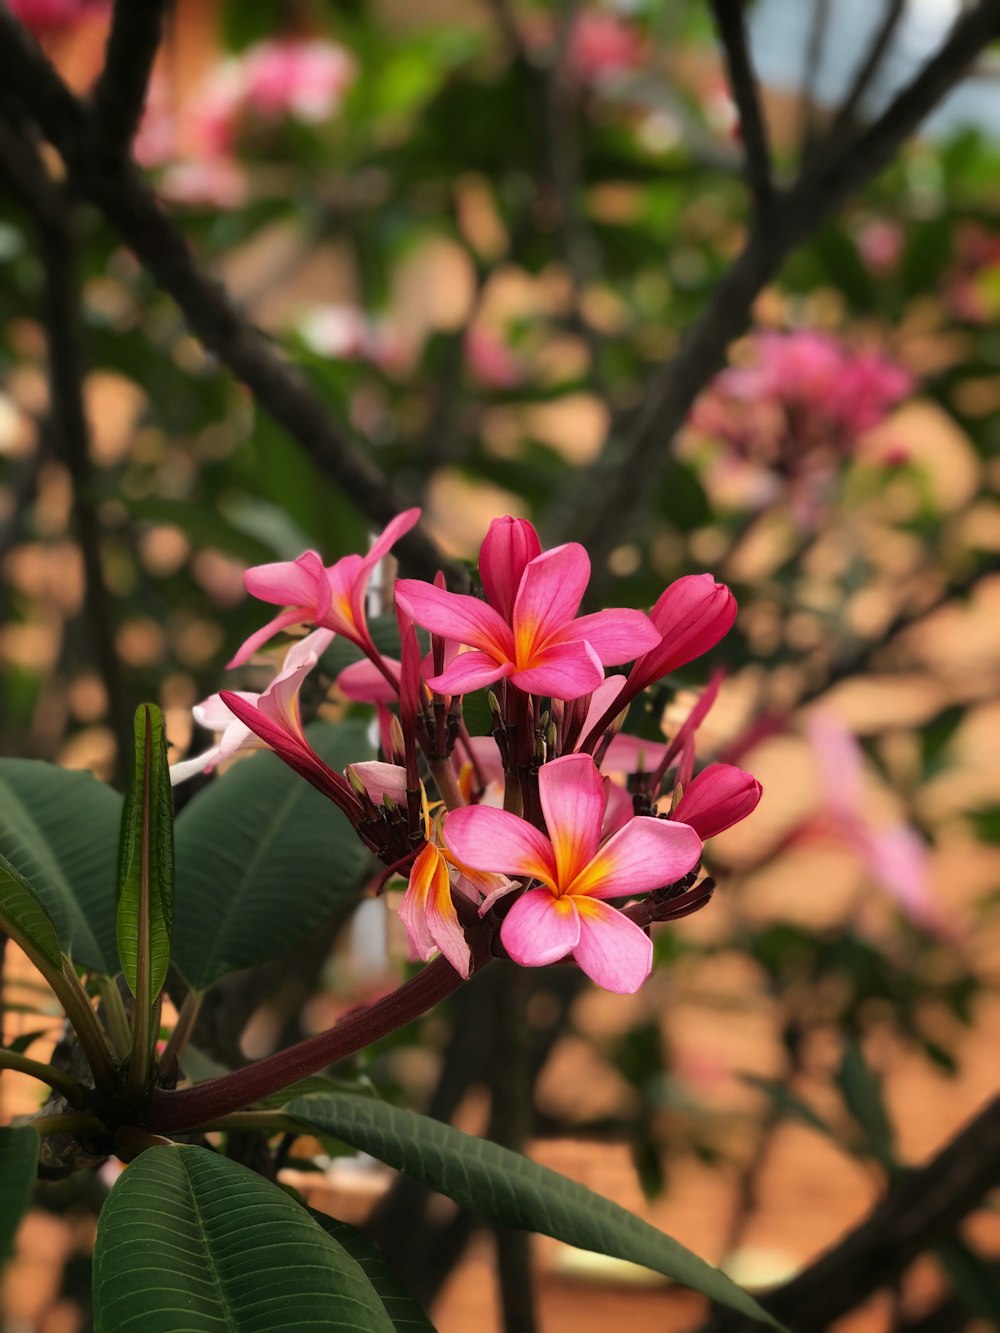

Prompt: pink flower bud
xmin=630 ymin=575 xmax=737 ymax=691
xmin=478 ymin=516 xmax=542 ymax=621
xmin=670 ymin=763 xmax=761 ymax=839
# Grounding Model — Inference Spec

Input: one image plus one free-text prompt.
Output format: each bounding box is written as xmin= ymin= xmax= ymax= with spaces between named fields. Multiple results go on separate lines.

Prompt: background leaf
xmin=172 ymin=720 xmax=376 ymax=989
xmin=0 ymin=1126 xmax=38 ymax=1263
xmin=117 ymin=705 xmax=175 ymax=1001
xmin=93 ymin=1145 xmax=395 ymax=1333
xmin=0 ymin=853 xmax=64 ymax=970
xmin=284 ymin=1094 xmax=780 ymax=1327
xmin=0 ymin=760 xmax=121 ymax=974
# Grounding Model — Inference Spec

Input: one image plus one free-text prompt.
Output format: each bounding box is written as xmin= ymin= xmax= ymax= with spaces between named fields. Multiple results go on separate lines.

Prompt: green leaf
xmin=93 ymin=1145 xmax=395 ymax=1333
xmin=0 ymin=853 xmax=63 ymax=970
xmin=970 ymin=806 xmax=1000 ymax=843
xmin=0 ymin=759 xmax=121 ymax=974
xmin=284 ymin=1095 xmax=781 ymax=1327
xmin=0 ymin=1126 xmax=38 ymax=1262
xmin=936 ymin=1235 xmax=1000 ymax=1321
xmin=836 ymin=1041 xmax=896 ymax=1170
xmin=310 ymin=1212 xmax=436 ymax=1331
xmin=116 ymin=706 xmax=174 ymax=1002
xmin=172 ymin=721 xmax=376 ymax=989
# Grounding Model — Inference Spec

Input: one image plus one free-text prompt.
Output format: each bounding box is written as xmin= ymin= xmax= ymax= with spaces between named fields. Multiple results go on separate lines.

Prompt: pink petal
xmin=479 ymin=516 xmax=542 ymax=621
xmin=426 ymin=650 xmax=511 ymax=696
xmin=244 ymin=549 xmax=327 ymax=609
xmin=562 ymin=609 xmax=661 ymax=665
xmin=500 ymin=888 xmax=580 ymax=967
xmin=170 ymin=744 xmax=227 ymax=786
xmin=572 ymin=899 xmax=653 ymax=994
xmin=364 ymin=507 xmax=421 ymax=566
xmin=603 ymin=732 xmax=671 ymax=774
xmin=538 ymin=754 xmax=606 ymax=889
xmin=630 ymin=574 xmax=737 ymax=690
xmin=672 ymin=763 xmax=762 ymax=839
xmin=227 ymin=607 xmax=309 ymax=668
xmin=569 ymin=816 xmax=702 ymax=899
xmin=348 ymin=761 xmax=407 ymax=805
xmin=806 ymin=711 xmax=865 ymax=821
xmin=324 ymin=553 xmax=366 ymax=637
xmin=337 ymin=657 xmax=400 ymax=703
xmin=398 ymin=842 xmax=471 ymax=977
xmin=444 ymin=806 xmax=557 ymax=887
xmin=511 ymin=543 xmax=591 ymax=654
xmin=395 ymin=580 xmax=514 ymax=658
xmin=601 ymin=782 xmax=634 ymax=837
xmin=858 ymin=823 xmax=934 ymax=924
xmin=580 ymin=674 xmax=628 ymax=735
xmin=193 ymin=692 xmax=243 ymax=732
xmin=509 ymin=639 xmax=604 ymax=700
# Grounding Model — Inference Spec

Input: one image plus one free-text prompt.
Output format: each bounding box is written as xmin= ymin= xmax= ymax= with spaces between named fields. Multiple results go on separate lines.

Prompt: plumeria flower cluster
xmin=173 ymin=512 xmax=761 ymax=994
xmin=689 ymin=328 xmax=913 ymax=520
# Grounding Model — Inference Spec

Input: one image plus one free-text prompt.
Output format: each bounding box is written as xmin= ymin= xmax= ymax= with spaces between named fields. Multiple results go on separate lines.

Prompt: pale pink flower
xmin=298 ymin=305 xmax=402 ymax=372
xmin=464 ymin=326 xmax=524 ymax=389
xmin=567 ymin=11 xmax=645 ymax=85
xmin=806 ymin=712 xmax=943 ymax=933
xmin=241 ymin=40 xmax=355 ymax=124
xmin=396 ymin=516 xmax=660 ymax=700
xmin=445 ymin=754 xmax=702 ymax=993
xmin=170 ymin=629 xmax=333 ymax=784
xmin=229 ymin=509 xmax=421 ymax=668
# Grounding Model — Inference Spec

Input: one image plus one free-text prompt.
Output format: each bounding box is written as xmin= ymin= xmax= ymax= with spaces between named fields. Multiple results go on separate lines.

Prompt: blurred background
xmin=1 ymin=0 xmax=999 ymax=1329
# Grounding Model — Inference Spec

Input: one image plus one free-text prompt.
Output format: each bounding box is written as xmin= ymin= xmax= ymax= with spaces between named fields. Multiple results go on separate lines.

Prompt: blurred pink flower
xmin=8 ymin=0 xmax=102 ymax=33
xmin=464 ymin=326 xmax=524 ymax=389
xmin=567 ymin=11 xmax=645 ymax=85
xmin=805 ymin=712 xmax=944 ymax=935
xmin=855 ymin=218 xmax=903 ymax=275
xmin=242 ymin=39 xmax=355 ymax=124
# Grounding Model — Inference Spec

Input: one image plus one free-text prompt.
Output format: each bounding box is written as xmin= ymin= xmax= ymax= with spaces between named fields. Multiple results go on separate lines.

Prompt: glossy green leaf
xmin=0 ymin=1126 xmax=38 ymax=1262
xmin=0 ymin=760 xmax=121 ymax=974
xmin=116 ymin=706 xmax=174 ymax=1002
xmin=172 ymin=720 xmax=375 ymax=989
xmin=284 ymin=1094 xmax=781 ymax=1327
xmin=310 ymin=1212 xmax=435 ymax=1331
xmin=93 ymin=1145 xmax=395 ymax=1333
xmin=0 ymin=853 xmax=63 ymax=971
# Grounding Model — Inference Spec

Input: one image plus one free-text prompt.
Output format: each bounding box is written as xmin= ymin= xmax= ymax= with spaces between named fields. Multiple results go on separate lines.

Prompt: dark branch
xmin=0 ymin=11 xmax=460 ymax=586
xmin=698 ymin=1092 xmax=1000 ymax=1332
xmin=711 ymin=0 xmax=774 ymax=216
xmin=819 ymin=0 xmax=906 ymax=163
xmin=92 ymin=0 xmax=171 ymax=161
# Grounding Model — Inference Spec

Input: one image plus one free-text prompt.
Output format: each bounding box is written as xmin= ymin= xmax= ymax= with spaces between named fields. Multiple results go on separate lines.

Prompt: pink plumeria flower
xmin=806 ymin=712 xmax=944 ymax=934
xmin=445 ymin=754 xmax=703 ymax=993
xmin=670 ymin=763 xmax=762 ymax=839
xmin=170 ymin=629 xmax=334 ymax=784
xmin=229 ymin=509 xmax=420 ymax=668
xmin=241 ymin=39 xmax=355 ymax=124
xmin=396 ymin=516 xmax=660 ymax=700
xmin=397 ymin=797 xmax=514 ymax=978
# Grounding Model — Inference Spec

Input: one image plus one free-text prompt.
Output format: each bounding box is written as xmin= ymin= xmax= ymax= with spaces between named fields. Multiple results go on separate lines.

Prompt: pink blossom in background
xmin=8 ymin=0 xmax=103 ymax=34
xmin=805 ymin=712 xmax=945 ymax=935
xmin=298 ymin=305 xmax=403 ymax=372
xmin=445 ymin=754 xmax=702 ymax=993
xmin=242 ymin=39 xmax=355 ymax=124
xmin=396 ymin=517 xmax=661 ymax=700
xmin=567 ymin=11 xmax=645 ymax=85
xmin=464 ymin=326 xmax=525 ymax=389
xmin=689 ymin=329 xmax=913 ymax=489
xmin=855 ymin=218 xmax=904 ymax=275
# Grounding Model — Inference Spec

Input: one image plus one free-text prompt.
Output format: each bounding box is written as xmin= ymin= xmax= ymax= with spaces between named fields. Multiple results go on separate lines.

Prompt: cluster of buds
xmin=173 ymin=513 xmax=761 ymax=994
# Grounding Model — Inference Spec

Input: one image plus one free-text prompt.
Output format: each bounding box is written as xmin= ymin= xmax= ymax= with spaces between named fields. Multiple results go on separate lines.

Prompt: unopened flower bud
xmin=630 ymin=575 xmax=737 ymax=693
xmin=670 ymin=763 xmax=761 ymax=839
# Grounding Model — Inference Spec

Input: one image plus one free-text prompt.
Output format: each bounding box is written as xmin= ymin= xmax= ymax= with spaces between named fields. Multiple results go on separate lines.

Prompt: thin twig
xmin=92 ymin=0 xmax=171 ymax=160
xmin=711 ymin=0 xmax=774 ymax=217
xmin=819 ymin=0 xmax=907 ymax=165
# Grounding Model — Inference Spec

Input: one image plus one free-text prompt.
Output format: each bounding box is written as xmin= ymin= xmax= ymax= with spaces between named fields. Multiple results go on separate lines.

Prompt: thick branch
xmin=711 ymin=0 xmax=774 ymax=215
xmin=0 ymin=13 xmax=458 ymax=586
xmin=92 ymin=0 xmax=170 ymax=160
xmin=699 ymin=1092 xmax=1000 ymax=1332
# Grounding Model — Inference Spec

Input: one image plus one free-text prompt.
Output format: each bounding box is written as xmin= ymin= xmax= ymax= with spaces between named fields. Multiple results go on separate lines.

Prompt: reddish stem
xmin=142 ymin=955 xmax=466 ymax=1133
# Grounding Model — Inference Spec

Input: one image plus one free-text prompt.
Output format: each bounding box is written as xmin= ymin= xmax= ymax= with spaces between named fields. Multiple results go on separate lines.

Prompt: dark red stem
xmin=142 ymin=955 xmax=465 ymax=1133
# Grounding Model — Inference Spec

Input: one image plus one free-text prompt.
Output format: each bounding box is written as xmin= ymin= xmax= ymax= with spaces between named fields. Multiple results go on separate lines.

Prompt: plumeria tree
xmin=0 ymin=1 xmax=999 ymax=1331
